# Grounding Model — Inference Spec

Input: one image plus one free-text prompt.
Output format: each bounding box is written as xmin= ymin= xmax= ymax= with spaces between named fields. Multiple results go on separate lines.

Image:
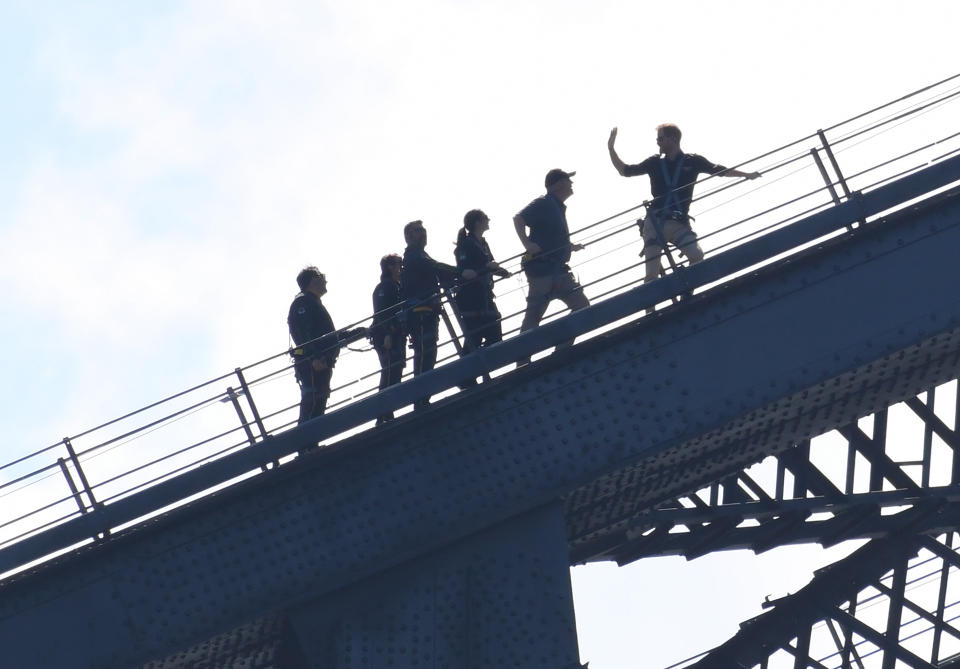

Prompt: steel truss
xmin=688 ymin=529 xmax=960 ymax=669
xmin=607 ymin=380 xmax=960 ymax=564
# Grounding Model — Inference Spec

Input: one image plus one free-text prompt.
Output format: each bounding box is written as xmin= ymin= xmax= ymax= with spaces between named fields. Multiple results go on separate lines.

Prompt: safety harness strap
xmin=658 ymin=154 xmax=687 ymax=214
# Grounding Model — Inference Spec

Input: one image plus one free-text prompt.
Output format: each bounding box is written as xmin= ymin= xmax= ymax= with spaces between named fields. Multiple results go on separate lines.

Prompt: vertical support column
xmin=869 ymin=410 xmax=888 ymax=492
xmin=792 ymin=440 xmax=811 ymax=498
xmin=840 ymin=596 xmax=866 ymax=669
xmin=287 ymin=503 xmax=581 ymax=669
xmin=953 ymin=380 xmax=960 ymax=485
xmin=931 ymin=532 xmax=954 ymax=664
xmin=922 ymin=387 xmax=936 ymax=488
xmin=881 ymin=561 xmax=908 ymax=669
xmin=792 ymin=624 xmax=811 ymax=669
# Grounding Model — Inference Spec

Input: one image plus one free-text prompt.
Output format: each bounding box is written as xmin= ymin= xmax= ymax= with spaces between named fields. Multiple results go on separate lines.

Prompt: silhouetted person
xmin=454 ymin=209 xmax=510 ymax=353
xmin=514 ymin=168 xmax=590 ymax=364
xmin=287 ymin=267 xmax=338 ymax=424
xmin=608 ymin=124 xmax=761 ymax=284
xmin=288 ymin=266 xmax=366 ymax=425
xmin=370 ymin=253 xmax=405 ymax=424
xmin=401 ymin=220 xmax=458 ymax=408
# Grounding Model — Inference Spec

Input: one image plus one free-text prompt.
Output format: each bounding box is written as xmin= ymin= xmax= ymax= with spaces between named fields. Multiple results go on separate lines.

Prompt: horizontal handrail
xmin=1 ymin=74 xmax=959 ymax=580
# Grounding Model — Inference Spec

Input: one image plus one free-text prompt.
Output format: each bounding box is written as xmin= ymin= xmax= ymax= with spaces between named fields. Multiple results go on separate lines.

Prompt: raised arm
xmin=608 ymin=127 xmax=628 ymax=176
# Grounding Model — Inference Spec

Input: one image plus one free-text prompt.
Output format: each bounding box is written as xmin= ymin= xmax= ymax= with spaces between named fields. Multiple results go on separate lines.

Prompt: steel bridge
xmin=2 ymin=76 xmax=960 ymax=668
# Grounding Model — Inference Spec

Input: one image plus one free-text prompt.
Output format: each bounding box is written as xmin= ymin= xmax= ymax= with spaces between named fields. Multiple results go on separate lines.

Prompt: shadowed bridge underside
xmin=1 ymin=180 xmax=959 ymax=667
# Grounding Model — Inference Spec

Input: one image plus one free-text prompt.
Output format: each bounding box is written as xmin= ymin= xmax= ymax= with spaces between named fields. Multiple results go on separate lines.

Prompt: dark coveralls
xmin=400 ymin=246 xmax=458 ymax=406
xmin=371 ymin=272 xmax=406 ymax=395
xmin=454 ymin=232 xmax=503 ymax=352
xmin=287 ymin=291 xmax=339 ymax=424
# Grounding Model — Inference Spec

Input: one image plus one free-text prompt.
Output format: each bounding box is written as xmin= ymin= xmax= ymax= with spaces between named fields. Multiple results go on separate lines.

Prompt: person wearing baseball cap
xmin=512 ymin=168 xmax=590 ymax=364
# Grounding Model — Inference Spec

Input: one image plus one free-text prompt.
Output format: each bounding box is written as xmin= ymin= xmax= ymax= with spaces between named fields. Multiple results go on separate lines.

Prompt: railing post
xmin=438 ymin=290 xmax=465 ymax=357
xmin=57 ymin=457 xmax=88 ymax=515
xmin=817 ymin=129 xmax=853 ymax=199
xmin=811 ymin=146 xmax=855 ymax=232
xmin=226 ymin=387 xmax=257 ymax=448
xmin=810 ymin=147 xmax=843 ymax=206
xmin=817 ymin=129 xmax=865 ymax=228
xmin=63 ymin=438 xmax=99 ymax=510
xmin=235 ymin=368 xmax=268 ymax=441
xmin=62 ymin=437 xmax=109 ymax=540
xmin=227 ymin=386 xmax=273 ymax=471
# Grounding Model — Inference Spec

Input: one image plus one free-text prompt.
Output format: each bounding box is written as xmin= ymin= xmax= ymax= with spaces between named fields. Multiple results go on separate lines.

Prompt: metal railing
xmin=1 ymin=73 xmax=960 ymax=580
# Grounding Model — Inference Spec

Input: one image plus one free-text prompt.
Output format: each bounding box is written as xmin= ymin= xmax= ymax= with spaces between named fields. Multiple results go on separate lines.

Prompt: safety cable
xmin=687 ymin=85 xmax=960 ymax=224
xmin=0 ymin=508 xmax=79 ymax=552
xmin=96 ymin=431 xmax=252 ymax=507
xmin=18 ymin=71 xmax=956 ymax=477
xmin=0 ymin=393 xmax=242 ymax=520
xmin=4 ymin=72 xmax=960 ymax=570
xmin=311 ymin=89 xmax=960 ymax=388
xmin=0 ymin=488 xmax=79 ymax=534
xmin=847 ymin=129 xmax=960 ymax=182
xmin=0 ymin=460 xmax=63 ymax=496
xmin=830 ymin=85 xmax=960 ymax=149
xmin=103 ymin=98 xmax=948 ymax=465
xmin=823 ymin=72 xmax=960 ymax=136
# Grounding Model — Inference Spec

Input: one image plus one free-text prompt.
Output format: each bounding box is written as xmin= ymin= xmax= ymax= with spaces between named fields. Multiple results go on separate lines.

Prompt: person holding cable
xmin=513 ymin=168 xmax=590 ymax=365
xmin=400 ymin=220 xmax=459 ymax=409
xmin=287 ymin=267 xmax=366 ymax=425
xmin=454 ymin=208 xmax=511 ymax=354
xmin=370 ymin=253 xmax=405 ymax=424
xmin=607 ymin=124 xmax=761 ymax=285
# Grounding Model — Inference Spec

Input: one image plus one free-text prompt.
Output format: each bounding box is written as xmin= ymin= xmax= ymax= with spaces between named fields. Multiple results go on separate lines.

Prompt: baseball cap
xmin=545 ymin=168 xmax=576 ymax=188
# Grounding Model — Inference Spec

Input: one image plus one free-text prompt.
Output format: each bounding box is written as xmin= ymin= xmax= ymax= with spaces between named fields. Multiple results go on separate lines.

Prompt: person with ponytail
xmin=454 ymin=209 xmax=511 ymax=356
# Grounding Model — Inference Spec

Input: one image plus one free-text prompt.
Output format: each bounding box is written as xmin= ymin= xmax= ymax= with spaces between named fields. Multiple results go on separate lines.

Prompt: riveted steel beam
xmin=1 ymin=169 xmax=960 ymax=668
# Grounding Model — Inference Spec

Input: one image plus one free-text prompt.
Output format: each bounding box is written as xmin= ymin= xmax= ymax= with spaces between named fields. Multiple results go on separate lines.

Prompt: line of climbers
xmin=287 ymin=123 xmax=761 ymax=427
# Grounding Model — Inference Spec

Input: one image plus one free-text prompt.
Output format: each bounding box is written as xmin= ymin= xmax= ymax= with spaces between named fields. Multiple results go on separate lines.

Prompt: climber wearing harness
xmin=607 ymin=123 xmax=761 ymax=285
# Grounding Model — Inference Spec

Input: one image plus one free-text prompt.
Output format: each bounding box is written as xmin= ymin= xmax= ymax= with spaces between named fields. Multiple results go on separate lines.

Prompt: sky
xmin=1 ymin=1 xmax=959 ymax=667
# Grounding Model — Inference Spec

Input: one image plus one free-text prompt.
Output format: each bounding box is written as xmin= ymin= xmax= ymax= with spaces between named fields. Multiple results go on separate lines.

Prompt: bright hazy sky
xmin=1 ymin=2 xmax=959 ymax=667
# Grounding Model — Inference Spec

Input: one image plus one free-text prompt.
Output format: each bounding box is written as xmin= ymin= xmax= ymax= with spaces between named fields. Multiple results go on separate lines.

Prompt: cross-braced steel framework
xmin=688 ymin=530 xmax=960 ymax=669
xmin=603 ymin=379 xmax=960 ymax=565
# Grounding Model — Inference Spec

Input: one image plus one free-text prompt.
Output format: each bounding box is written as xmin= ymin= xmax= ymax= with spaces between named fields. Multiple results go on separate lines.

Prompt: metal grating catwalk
xmin=0 ymin=163 xmax=959 ymax=665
